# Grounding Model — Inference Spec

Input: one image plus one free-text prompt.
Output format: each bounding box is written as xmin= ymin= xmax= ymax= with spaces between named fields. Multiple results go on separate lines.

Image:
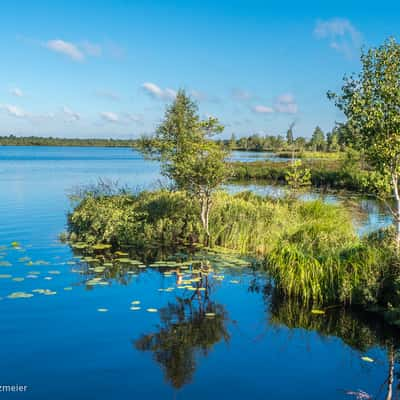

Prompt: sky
xmin=1 ymin=0 xmax=400 ymax=139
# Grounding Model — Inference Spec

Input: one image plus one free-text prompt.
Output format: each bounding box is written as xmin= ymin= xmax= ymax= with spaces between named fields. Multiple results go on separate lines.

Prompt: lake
xmin=0 ymin=146 xmax=398 ymax=400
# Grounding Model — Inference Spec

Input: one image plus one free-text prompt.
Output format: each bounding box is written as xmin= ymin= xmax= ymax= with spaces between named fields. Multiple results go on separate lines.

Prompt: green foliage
xmin=310 ymin=126 xmax=326 ymax=151
xmin=286 ymin=123 xmax=294 ymax=145
xmin=139 ymin=90 xmax=228 ymax=193
xmin=68 ymin=190 xmax=202 ymax=249
xmin=284 ymin=160 xmax=311 ymax=190
xmin=329 ymin=38 xmax=400 ymax=245
xmin=231 ymin=154 xmax=375 ymax=193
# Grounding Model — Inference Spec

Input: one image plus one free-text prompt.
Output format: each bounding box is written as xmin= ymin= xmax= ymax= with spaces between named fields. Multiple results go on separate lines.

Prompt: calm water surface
xmin=0 ymin=146 xmax=398 ymax=400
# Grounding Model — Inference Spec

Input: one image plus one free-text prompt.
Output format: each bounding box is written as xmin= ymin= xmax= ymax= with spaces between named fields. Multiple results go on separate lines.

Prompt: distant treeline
xmin=0 ymin=135 xmax=140 ymax=147
xmin=217 ymin=124 xmax=349 ymax=153
xmin=1 ymin=123 xmax=348 ymax=152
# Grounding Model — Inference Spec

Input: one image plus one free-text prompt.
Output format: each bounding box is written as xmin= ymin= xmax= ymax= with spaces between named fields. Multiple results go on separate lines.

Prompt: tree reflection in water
xmin=249 ymin=275 xmax=400 ymax=399
xmin=134 ymin=265 xmax=230 ymax=389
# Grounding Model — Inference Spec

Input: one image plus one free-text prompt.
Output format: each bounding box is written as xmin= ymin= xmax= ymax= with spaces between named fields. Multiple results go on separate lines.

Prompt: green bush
xmin=68 ymin=190 xmax=202 ymax=249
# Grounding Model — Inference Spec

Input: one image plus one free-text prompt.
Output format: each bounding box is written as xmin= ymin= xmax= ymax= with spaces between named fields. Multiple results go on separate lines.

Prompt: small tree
xmin=285 ymin=159 xmax=311 ymax=191
xmin=328 ymin=38 xmax=400 ymax=249
xmin=139 ymin=90 xmax=230 ymax=244
xmin=286 ymin=122 xmax=295 ymax=146
xmin=310 ymin=126 xmax=326 ymax=151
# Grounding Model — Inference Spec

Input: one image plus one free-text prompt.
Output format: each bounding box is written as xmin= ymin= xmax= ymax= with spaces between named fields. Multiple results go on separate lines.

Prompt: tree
xmin=326 ymin=131 xmax=340 ymax=152
xmin=328 ymin=38 xmax=400 ymax=249
xmin=294 ymin=136 xmax=306 ymax=151
xmin=310 ymin=126 xmax=326 ymax=151
xmin=286 ymin=122 xmax=295 ymax=145
xmin=229 ymin=133 xmax=237 ymax=149
xmin=285 ymin=160 xmax=311 ymax=191
xmin=139 ymin=90 xmax=230 ymax=244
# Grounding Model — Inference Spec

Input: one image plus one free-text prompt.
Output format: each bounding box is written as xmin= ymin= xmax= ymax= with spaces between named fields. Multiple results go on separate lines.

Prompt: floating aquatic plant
xmin=7 ymin=291 xmax=33 ymax=299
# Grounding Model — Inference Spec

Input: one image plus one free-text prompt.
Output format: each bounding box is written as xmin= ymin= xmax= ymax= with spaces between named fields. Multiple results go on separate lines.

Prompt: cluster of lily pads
xmin=1 ymin=240 xmax=256 ymax=315
xmin=0 ymin=241 xmax=80 ymax=300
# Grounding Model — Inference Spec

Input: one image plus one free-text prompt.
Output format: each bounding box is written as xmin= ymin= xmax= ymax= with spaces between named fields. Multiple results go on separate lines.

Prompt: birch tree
xmin=328 ymin=38 xmax=400 ymax=250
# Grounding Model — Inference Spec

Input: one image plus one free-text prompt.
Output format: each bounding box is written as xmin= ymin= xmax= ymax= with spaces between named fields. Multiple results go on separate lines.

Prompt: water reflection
xmin=249 ymin=274 xmax=400 ymax=399
xmin=133 ymin=268 xmax=230 ymax=389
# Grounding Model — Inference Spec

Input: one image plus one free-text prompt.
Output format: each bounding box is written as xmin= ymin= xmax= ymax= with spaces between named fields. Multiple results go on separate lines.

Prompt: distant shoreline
xmin=0 ymin=136 xmax=140 ymax=148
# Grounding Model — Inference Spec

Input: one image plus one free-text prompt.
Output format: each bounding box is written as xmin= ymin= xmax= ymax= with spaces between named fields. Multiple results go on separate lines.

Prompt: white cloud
xmin=62 ymin=106 xmax=80 ymax=122
xmin=100 ymin=111 xmax=119 ymax=123
xmin=45 ymin=39 xmax=84 ymax=61
xmin=10 ymin=88 xmax=23 ymax=97
xmin=0 ymin=104 xmax=28 ymax=118
xmin=314 ymin=18 xmax=362 ymax=57
xmin=142 ymin=82 xmax=176 ymax=100
xmin=253 ymin=105 xmax=274 ymax=114
xmin=44 ymin=39 xmax=103 ymax=61
xmin=274 ymin=93 xmax=298 ymax=114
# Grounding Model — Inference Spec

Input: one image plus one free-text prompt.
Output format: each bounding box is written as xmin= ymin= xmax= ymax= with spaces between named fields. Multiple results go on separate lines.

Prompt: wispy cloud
xmin=45 ymin=39 xmax=85 ymax=61
xmin=0 ymin=104 xmax=28 ymax=118
xmin=142 ymin=82 xmax=176 ymax=100
xmin=274 ymin=93 xmax=298 ymax=114
xmin=253 ymin=93 xmax=298 ymax=115
xmin=0 ymin=104 xmax=83 ymax=124
xmin=62 ymin=106 xmax=80 ymax=122
xmin=253 ymin=105 xmax=274 ymax=114
xmin=10 ymin=88 xmax=24 ymax=97
xmin=314 ymin=18 xmax=362 ymax=58
xmin=100 ymin=111 xmax=120 ymax=123
xmin=44 ymin=39 xmax=103 ymax=61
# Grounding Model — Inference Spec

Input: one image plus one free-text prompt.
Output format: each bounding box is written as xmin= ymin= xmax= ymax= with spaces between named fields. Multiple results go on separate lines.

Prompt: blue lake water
xmin=0 ymin=146 xmax=398 ymax=400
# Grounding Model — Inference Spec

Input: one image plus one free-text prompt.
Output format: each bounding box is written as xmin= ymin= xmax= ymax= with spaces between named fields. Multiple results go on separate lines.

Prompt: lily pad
xmin=0 ymin=261 xmax=11 ymax=267
xmin=92 ymin=244 xmax=112 ymax=250
xmin=7 ymin=291 xmax=33 ymax=299
xmin=361 ymin=356 xmax=374 ymax=363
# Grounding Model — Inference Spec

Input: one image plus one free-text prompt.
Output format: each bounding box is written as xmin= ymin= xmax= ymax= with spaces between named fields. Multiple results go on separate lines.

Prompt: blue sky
xmin=1 ymin=0 xmax=400 ymax=139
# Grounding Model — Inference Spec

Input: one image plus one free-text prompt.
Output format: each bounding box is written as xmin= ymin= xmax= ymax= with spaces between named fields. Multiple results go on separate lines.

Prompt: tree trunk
xmin=200 ymin=194 xmax=212 ymax=246
xmin=385 ymin=346 xmax=395 ymax=400
xmin=392 ymin=173 xmax=400 ymax=252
